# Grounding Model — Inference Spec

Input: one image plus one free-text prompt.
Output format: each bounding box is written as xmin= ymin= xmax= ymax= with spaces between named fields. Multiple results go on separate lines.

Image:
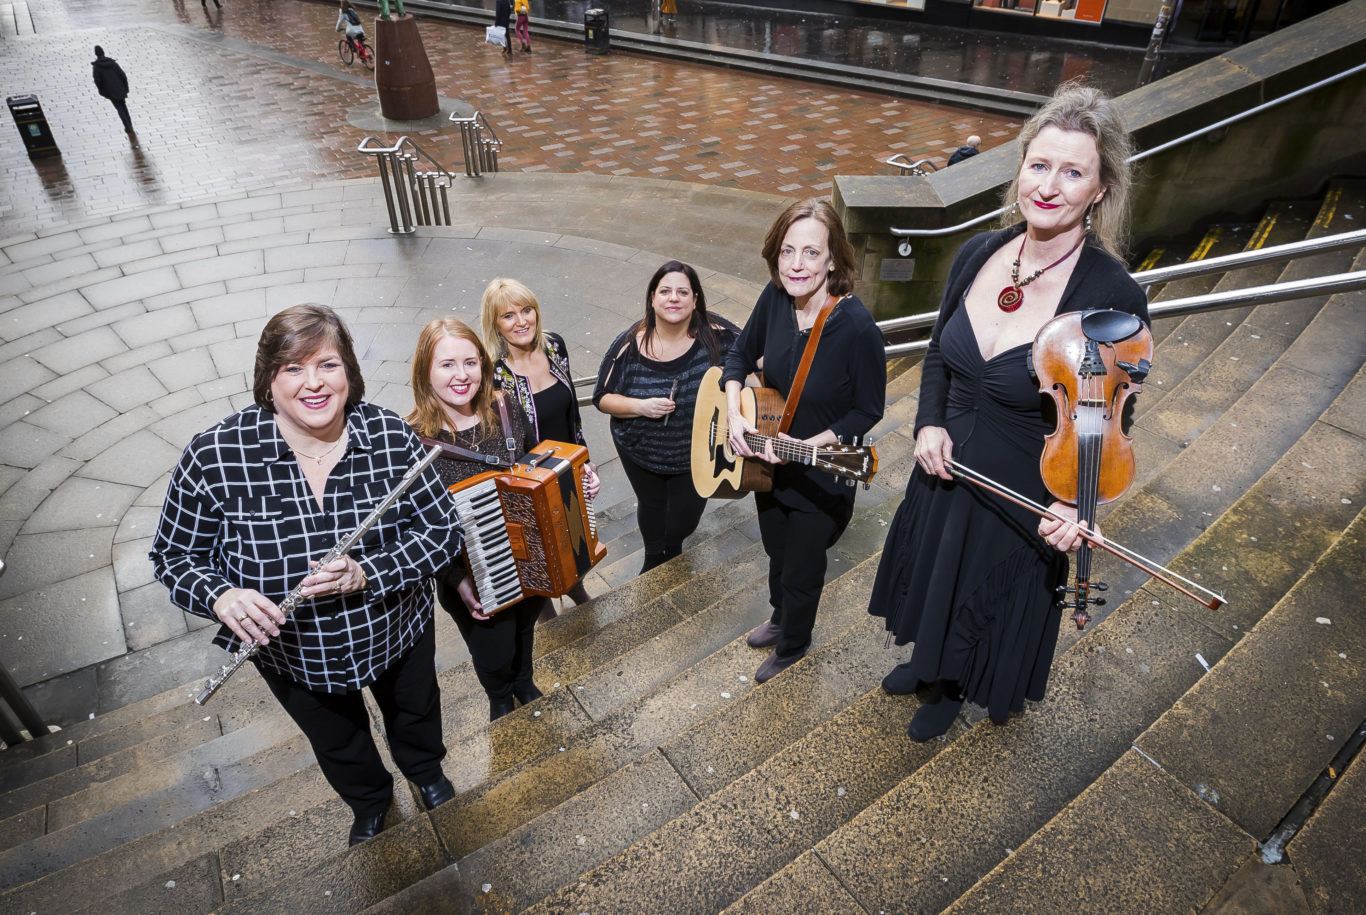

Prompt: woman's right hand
xmin=635 ymin=396 xmax=676 ymax=420
xmin=457 ymin=576 xmax=491 ymax=620
xmin=914 ymin=425 xmax=954 ymax=480
xmin=213 ymin=588 xmax=285 ymax=645
xmin=727 ymin=406 xmax=757 ymax=458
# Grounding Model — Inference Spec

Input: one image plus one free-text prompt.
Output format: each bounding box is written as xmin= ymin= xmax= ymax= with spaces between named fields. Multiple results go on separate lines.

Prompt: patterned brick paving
xmin=0 ymin=0 xmax=1018 ymax=237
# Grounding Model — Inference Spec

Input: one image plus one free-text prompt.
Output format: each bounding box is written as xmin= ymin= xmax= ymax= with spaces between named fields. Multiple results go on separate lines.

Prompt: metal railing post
xmin=0 ymin=558 xmax=51 ymax=744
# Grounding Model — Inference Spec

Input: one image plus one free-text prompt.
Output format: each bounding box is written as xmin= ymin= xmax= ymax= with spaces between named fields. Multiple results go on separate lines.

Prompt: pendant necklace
xmin=997 ymin=235 xmax=1085 ymax=312
xmin=292 ymin=431 xmax=347 ymax=466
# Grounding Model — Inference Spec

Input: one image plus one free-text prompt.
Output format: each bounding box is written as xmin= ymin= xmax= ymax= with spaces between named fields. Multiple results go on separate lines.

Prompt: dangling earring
xmin=1085 ymin=207 xmax=1094 ymax=234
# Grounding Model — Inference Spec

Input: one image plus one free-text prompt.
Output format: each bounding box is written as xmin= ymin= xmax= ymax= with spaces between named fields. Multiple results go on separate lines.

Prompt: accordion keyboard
xmin=451 ymin=478 xmax=525 ymax=611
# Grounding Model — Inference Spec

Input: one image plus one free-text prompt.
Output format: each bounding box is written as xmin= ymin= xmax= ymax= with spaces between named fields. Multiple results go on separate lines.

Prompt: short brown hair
xmin=760 ymin=198 xmax=857 ymax=298
xmin=406 ymin=318 xmax=497 ymax=439
xmin=253 ymin=304 xmax=365 ymax=411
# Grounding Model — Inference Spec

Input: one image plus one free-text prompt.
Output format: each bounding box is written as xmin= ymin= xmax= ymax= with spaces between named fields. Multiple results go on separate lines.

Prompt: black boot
xmin=881 ymin=660 xmax=919 ymax=695
xmin=640 ymin=549 xmax=670 ymax=574
xmin=513 ymin=679 xmax=543 ymax=705
xmin=349 ymin=812 xmax=386 ymax=846
xmin=489 ymin=696 xmax=516 ymax=720
xmin=907 ymin=681 xmax=963 ymax=742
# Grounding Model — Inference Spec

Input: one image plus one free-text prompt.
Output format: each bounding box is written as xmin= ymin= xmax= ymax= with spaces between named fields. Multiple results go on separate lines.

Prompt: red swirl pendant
xmin=997 ymin=286 xmax=1024 ymax=312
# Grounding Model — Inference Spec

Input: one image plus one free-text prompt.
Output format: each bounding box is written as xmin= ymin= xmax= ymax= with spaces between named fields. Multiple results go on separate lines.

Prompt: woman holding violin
xmin=868 ymin=82 xmax=1150 ymax=741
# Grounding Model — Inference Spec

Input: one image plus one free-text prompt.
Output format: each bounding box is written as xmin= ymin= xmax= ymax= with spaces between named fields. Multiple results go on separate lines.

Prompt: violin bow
xmin=945 ymin=459 xmax=1226 ymax=611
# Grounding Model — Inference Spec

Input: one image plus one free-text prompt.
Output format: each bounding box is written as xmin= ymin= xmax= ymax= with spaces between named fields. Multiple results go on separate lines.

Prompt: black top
xmin=431 ymin=397 xmax=539 ymax=489
xmin=92 ymin=56 xmax=129 ymax=100
xmin=150 ymin=403 xmax=459 ymax=693
xmin=531 ymin=379 xmax=575 ymax=445
xmin=916 ymin=224 xmax=1150 ymax=438
xmin=594 ymin=318 xmax=739 ymax=475
xmin=722 ymin=282 xmax=886 ymax=511
xmin=947 ymin=145 xmax=979 ymax=166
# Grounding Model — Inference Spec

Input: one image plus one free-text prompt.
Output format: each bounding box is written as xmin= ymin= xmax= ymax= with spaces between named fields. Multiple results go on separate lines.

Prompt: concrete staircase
xmin=2 ymin=179 xmax=1364 ymax=913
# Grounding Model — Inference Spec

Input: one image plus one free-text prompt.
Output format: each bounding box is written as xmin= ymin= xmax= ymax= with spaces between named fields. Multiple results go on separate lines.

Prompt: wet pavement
xmin=434 ymin=0 xmax=1216 ymax=97
xmin=0 ymin=0 xmax=1039 ymax=238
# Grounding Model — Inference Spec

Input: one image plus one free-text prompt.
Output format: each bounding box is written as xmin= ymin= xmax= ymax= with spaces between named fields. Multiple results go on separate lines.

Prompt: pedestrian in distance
xmin=947 ymin=135 xmax=981 ymax=166
xmin=495 ymin=0 xmax=513 ymax=56
xmin=91 ymin=45 xmax=135 ymax=134
xmin=514 ymin=0 xmax=531 ymax=52
xmin=202 ymin=0 xmax=222 ymax=8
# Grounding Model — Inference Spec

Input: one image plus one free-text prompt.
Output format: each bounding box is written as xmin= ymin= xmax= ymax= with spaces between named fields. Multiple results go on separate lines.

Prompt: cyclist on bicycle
xmin=336 ymin=1 xmax=367 ymax=56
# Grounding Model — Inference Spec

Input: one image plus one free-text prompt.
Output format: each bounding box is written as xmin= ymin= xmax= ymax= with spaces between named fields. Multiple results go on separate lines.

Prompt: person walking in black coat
xmin=91 ymin=46 xmax=134 ymax=134
xmin=494 ymin=0 xmax=513 ymax=55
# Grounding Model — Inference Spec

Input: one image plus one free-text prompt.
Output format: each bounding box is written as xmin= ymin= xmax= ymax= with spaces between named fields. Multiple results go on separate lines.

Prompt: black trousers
xmin=109 ymin=98 xmax=133 ymax=131
xmin=617 ymin=448 xmax=708 ymax=557
xmin=756 ymin=490 xmax=853 ymax=660
xmin=259 ymin=624 xmax=446 ymax=818
xmin=437 ymin=572 xmax=543 ymax=703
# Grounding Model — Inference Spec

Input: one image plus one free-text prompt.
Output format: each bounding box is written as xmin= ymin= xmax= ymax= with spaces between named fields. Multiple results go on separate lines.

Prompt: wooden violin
xmin=947 ymin=309 xmax=1224 ymax=629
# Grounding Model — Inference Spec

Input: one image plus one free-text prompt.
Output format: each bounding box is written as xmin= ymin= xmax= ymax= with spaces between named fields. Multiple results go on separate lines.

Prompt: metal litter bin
xmin=584 ymin=8 xmax=609 ymax=54
xmin=7 ymin=95 xmax=60 ymax=158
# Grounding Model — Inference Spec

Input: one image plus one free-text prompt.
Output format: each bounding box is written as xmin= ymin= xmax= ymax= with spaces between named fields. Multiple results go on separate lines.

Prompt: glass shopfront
xmin=973 ymin=0 xmax=1108 ymax=23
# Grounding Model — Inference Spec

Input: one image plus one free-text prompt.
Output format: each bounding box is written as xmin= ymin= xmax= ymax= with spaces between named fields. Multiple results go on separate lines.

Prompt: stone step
xmin=1136 ymin=190 xmax=1366 ymax=450
xmin=423 ymin=549 xmax=877 ymax=863
xmin=1074 ymin=268 xmax=1365 ymax=637
xmin=726 ymin=376 xmax=1366 ymax=915
xmin=945 ymin=506 xmax=1366 ymax=912
xmin=1 ymin=765 xmax=338 ymax=914
xmin=1145 ymin=222 xmax=1258 ymax=346
xmin=1285 ymin=715 xmax=1366 ymax=912
xmin=239 ymin=608 xmax=899 ymax=915
xmin=1135 ymin=200 xmax=1319 ymax=423
xmin=0 ymin=720 xmax=315 ymax=895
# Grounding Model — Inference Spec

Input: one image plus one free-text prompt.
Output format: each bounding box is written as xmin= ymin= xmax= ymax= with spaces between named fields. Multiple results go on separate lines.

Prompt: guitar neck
xmin=742 ymin=432 xmax=813 ymax=464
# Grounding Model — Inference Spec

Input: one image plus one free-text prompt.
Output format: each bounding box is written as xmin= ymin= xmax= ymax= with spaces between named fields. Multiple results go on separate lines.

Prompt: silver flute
xmin=194 ymin=446 xmax=443 ymax=705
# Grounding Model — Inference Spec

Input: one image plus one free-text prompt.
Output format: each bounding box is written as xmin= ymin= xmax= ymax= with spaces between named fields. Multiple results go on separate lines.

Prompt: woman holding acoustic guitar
xmin=594 ymin=261 xmax=739 ymax=573
xmin=723 ymin=199 xmax=886 ymax=684
xmin=867 ymin=82 xmax=1149 ymax=741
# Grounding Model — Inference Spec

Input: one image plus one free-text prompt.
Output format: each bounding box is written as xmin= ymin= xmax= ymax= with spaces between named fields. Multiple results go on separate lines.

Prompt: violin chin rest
xmin=1081 ymin=309 xmax=1142 ymax=344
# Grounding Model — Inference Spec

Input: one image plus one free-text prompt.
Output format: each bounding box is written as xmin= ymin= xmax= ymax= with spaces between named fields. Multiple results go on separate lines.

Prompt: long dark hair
xmin=637 ymin=260 xmax=727 ymax=364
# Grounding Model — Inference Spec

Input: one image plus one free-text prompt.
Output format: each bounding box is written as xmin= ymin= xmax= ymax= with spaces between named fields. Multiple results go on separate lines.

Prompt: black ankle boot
xmin=512 ymin=680 xmax=543 ymax=704
xmin=489 ymin=697 xmax=516 ymax=720
xmin=907 ymin=684 xmax=963 ymax=742
xmin=881 ymin=660 xmax=919 ymax=695
xmin=640 ymin=549 xmax=669 ymax=573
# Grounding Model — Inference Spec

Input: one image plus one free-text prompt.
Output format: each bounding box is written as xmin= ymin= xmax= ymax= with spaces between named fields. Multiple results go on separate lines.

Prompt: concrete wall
xmin=835 ymin=0 xmax=1366 ymax=319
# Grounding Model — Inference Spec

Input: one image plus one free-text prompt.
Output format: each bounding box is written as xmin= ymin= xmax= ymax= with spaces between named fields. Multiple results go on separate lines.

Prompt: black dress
xmin=868 ymin=225 xmax=1148 ymax=722
xmin=869 ymin=304 xmax=1068 ymax=721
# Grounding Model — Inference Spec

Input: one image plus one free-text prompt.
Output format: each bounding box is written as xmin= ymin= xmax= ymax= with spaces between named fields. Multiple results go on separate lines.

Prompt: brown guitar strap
xmin=778 ymin=294 xmax=839 ymax=436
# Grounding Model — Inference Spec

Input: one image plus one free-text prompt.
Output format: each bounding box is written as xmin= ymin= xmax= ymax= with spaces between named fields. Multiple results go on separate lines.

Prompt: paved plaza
xmin=0 ymin=0 xmax=1025 ymax=726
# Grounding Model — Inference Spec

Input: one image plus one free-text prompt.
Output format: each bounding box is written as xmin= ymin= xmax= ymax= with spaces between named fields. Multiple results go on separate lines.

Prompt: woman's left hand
xmin=1038 ymin=502 xmax=1100 ymax=553
xmin=583 ymin=462 xmax=601 ymax=500
xmin=303 ymin=555 xmax=368 ymax=598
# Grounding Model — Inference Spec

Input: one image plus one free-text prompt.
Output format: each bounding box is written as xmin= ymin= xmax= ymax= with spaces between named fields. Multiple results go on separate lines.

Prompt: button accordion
xmin=448 ymin=441 xmax=606 ymax=614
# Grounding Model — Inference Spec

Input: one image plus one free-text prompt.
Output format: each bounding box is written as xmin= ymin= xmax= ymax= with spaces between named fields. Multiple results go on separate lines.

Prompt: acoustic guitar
xmin=690 ymin=366 xmax=879 ymax=498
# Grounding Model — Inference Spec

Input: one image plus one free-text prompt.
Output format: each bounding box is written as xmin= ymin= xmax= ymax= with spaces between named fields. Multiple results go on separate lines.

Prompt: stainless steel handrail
xmin=358 ymin=135 xmax=457 ymax=234
xmin=888 ymin=63 xmax=1366 ymax=245
xmin=449 ymin=111 xmax=504 ymax=177
xmin=1131 ymin=229 xmax=1366 ymax=286
xmin=881 ymin=270 xmax=1366 ymax=358
xmin=884 ymin=154 xmax=938 ymax=176
xmin=570 ymin=267 xmax=1366 ymax=400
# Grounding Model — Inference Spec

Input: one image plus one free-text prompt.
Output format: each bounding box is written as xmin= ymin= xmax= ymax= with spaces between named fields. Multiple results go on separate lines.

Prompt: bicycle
xmin=338 ymin=35 xmax=375 ymax=70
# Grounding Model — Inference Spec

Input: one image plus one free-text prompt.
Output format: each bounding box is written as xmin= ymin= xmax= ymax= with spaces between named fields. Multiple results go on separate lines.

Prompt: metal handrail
xmin=884 ymin=154 xmax=938 ymax=177
xmin=1131 ymin=229 xmax=1366 ymax=286
xmin=888 ymin=63 xmax=1366 ymax=244
xmin=0 ymin=557 xmax=54 ymax=745
xmin=358 ymin=135 xmax=457 ymax=234
xmin=566 ymin=266 xmax=1366 ymax=399
xmin=449 ymin=111 xmax=503 ymax=177
xmin=881 ymin=270 xmax=1366 ymax=358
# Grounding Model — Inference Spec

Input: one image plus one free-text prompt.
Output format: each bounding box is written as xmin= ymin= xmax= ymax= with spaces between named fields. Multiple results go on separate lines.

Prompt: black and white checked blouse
xmin=151 ymin=402 xmax=461 ymax=693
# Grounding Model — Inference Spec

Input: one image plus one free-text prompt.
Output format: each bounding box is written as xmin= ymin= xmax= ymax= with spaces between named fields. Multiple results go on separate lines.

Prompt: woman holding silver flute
xmin=150 ymin=304 xmax=461 ymax=848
